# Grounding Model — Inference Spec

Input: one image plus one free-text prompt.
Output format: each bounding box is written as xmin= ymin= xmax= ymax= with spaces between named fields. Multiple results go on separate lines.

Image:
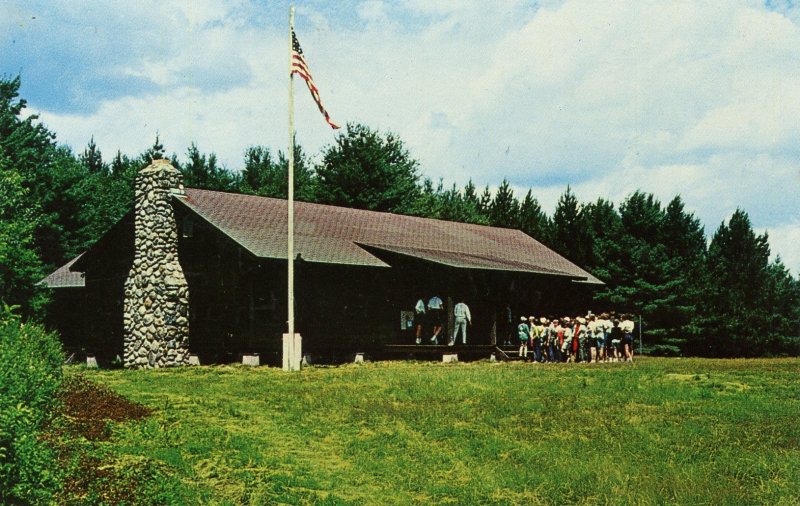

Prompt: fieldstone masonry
xmin=123 ymin=160 xmax=189 ymax=368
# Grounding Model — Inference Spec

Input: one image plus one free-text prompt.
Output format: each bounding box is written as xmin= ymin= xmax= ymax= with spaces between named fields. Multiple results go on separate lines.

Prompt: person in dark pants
xmin=414 ymin=298 xmax=426 ymax=345
xmin=428 ymin=295 xmax=444 ymax=344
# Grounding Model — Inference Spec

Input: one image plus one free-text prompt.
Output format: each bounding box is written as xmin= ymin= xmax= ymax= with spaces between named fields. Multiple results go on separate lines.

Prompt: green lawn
xmin=77 ymin=358 xmax=800 ymax=505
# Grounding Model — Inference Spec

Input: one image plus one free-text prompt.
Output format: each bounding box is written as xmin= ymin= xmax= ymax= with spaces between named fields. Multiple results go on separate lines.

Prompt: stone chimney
xmin=123 ymin=160 xmax=189 ymax=368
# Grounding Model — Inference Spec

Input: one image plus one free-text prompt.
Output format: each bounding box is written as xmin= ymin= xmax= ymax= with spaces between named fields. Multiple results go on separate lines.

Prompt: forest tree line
xmin=2 ymin=76 xmax=798 ymax=356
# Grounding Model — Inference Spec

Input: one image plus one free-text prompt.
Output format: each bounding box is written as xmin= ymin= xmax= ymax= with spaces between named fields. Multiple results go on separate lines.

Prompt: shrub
xmin=0 ymin=305 xmax=64 ymax=504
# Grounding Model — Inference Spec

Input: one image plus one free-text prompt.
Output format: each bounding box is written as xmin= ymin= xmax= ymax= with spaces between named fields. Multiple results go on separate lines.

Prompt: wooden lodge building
xmin=42 ymin=160 xmax=602 ymax=367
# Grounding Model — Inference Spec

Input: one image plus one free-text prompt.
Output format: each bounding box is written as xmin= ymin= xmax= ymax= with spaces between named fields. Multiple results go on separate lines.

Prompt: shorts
xmin=429 ymin=308 xmax=443 ymax=326
xmin=596 ymin=337 xmax=605 ymax=349
xmin=623 ymin=333 xmax=634 ymax=346
xmin=414 ymin=312 xmax=427 ymax=327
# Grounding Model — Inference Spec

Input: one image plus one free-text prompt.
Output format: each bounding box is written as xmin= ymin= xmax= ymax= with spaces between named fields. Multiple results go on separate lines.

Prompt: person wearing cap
xmin=573 ymin=317 xmax=587 ymax=362
xmin=414 ymin=298 xmax=426 ymax=345
xmin=517 ymin=316 xmax=530 ymax=360
xmin=427 ymin=295 xmax=444 ymax=344
xmin=532 ymin=317 xmax=547 ymax=363
xmin=547 ymin=317 xmax=559 ymax=362
xmin=587 ymin=314 xmax=600 ymax=363
xmin=527 ymin=316 xmax=537 ymax=362
xmin=450 ymin=299 xmax=471 ymax=346
xmin=597 ymin=313 xmax=614 ymax=362
xmin=554 ymin=317 xmax=564 ymax=362
xmin=561 ymin=317 xmax=573 ymax=362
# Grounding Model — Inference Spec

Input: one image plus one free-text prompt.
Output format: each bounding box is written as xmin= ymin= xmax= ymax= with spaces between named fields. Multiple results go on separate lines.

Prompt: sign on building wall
xmin=400 ymin=310 xmax=414 ymax=330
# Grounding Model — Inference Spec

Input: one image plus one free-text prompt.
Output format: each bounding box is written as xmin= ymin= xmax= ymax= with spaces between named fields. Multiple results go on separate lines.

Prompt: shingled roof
xmin=39 ymin=254 xmax=85 ymax=288
xmin=177 ymin=189 xmax=603 ymax=284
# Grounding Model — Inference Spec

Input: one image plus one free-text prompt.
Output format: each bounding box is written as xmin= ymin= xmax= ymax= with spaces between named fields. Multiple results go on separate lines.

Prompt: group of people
xmin=412 ymin=297 xmax=636 ymax=363
xmin=514 ymin=313 xmax=636 ymax=363
xmin=414 ymin=296 xmax=472 ymax=346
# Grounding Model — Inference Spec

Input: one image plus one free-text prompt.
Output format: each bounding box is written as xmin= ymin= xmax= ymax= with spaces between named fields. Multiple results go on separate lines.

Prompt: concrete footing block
xmin=354 ymin=353 xmax=365 ymax=364
xmin=442 ymin=354 xmax=458 ymax=363
xmin=242 ymin=354 xmax=260 ymax=366
xmin=86 ymin=355 xmax=98 ymax=368
xmin=282 ymin=333 xmax=302 ymax=371
xmin=188 ymin=354 xmax=200 ymax=366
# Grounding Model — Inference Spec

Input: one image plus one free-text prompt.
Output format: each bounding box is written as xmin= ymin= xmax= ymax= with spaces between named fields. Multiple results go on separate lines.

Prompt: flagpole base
xmin=282 ymin=333 xmax=302 ymax=371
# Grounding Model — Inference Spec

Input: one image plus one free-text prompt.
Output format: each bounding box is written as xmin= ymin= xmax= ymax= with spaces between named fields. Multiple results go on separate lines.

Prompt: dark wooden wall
xmin=71 ymin=205 xmax=597 ymax=365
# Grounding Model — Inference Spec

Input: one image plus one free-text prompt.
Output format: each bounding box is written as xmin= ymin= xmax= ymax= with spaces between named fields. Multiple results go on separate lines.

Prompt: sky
xmin=3 ymin=0 xmax=799 ymax=274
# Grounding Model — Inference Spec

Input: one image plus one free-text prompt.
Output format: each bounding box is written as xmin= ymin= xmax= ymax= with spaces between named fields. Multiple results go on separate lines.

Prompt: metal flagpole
xmin=288 ymin=5 xmax=295 ymax=340
xmin=639 ymin=314 xmax=643 ymax=355
xmin=285 ymin=4 xmax=298 ymax=370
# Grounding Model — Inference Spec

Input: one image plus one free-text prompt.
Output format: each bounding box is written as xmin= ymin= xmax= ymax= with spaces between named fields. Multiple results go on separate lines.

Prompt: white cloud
xmin=7 ymin=0 xmax=800 ymax=274
xmin=763 ymin=222 xmax=800 ymax=276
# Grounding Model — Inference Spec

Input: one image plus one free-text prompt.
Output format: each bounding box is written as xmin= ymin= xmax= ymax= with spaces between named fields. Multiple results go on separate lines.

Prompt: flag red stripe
xmin=290 ymin=31 xmax=339 ymax=129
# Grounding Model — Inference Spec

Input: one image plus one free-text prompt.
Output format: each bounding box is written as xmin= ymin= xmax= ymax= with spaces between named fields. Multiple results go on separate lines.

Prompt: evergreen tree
xmin=695 ymin=209 xmax=772 ymax=356
xmin=460 ymin=180 xmax=489 ymax=225
xmin=605 ymin=192 xmax=673 ymax=345
xmin=517 ymin=189 xmax=550 ymax=243
xmin=478 ymin=185 xmax=492 ymax=217
xmin=240 ymin=146 xmax=276 ymax=195
xmin=762 ymin=259 xmax=800 ymax=354
xmin=139 ymin=134 xmax=165 ymax=165
xmin=276 ymin=143 xmax=316 ymax=202
xmin=239 ymin=143 xmax=315 ymax=201
xmin=316 ymin=123 xmax=420 ymax=213
xmin=440 ymin=182 xmax=486 ymax=224
xmin=409 ymin=177 xmax=442 ymax=219
xmin=488 ymin=179 xmax=519 ymax=228
xmin=582 ymin=198 xmax=622 ymax=281
xmin=79 ymin=137 xmax=107 ymax=175
xmin=180 ymin=143 xmax=238 ymax=191
xmin=109 ymin=150 xmax=137 ymax=182
xmin=551 ymin=186 xmax=591 ymax=266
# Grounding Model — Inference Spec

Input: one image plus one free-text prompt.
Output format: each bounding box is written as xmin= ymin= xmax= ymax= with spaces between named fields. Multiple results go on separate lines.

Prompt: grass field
xmin=75 ymin=357 xmax=799 ymax=505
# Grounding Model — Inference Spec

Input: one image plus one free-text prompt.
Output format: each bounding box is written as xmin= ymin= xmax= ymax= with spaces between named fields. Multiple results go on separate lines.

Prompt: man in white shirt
xmin=450 ymin=300 xmax=471 ymax=346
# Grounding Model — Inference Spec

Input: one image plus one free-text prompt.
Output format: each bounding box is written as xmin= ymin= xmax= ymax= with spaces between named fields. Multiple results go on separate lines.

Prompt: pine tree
xmin=488 ymin=179 xmax=519 ymax=228
xmin=276 ymin=143 xmax=316 ymax=202
xmin=79 ymin=137 xmax=107 ymax=175
xmin=551 ymin=186 xmax=590 ymax=266
xmin=516 ymin=189 xmax=550 ymax=243
xmin=181 ymin=143 xmax=238 ymax=191
xmin=461 ymin=180 xmax=489 ymax=225
xmin=582 ymin=198 xmax=622 ymax=282
xmin=316 ymin=123 xmax=420 ymax=213
xmin=409 ymin=177 xmax=442 ymax=219
xmin=139 ymin=134 xmax=165 ymax=165
xmin=240 ymin=146 xmax=275 ymax=195
xmin=695 ymin=209 xmax=772 ymax=356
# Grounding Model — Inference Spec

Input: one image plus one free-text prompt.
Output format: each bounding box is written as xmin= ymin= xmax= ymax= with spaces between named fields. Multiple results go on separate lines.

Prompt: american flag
xmin=291 ymin=30 xmax=340 ymax=129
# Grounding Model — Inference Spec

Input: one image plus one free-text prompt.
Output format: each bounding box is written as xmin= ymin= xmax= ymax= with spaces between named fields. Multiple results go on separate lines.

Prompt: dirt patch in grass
xmin=60 ymin=375 xmax=152 ymax=441
xmin=44 ymin=376 xmax=177 ymax=504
